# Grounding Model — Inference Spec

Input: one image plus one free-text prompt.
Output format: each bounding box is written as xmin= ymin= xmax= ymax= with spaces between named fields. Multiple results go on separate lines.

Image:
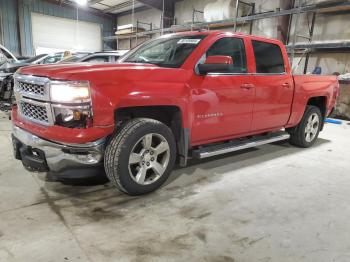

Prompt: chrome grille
xmin=14 ymin=74 xmax=49 ymax=101
xmin=19 ymin=101 xmax=49 ymax=124
xmin=18 ymin=81 xmax=45 ymax=96
xmin=14 ymin=74 xmax=53 ymax=126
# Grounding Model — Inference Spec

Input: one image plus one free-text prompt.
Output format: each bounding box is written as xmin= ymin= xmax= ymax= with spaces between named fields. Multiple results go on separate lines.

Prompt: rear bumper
xmin=12 ymin=125 xmax=106 ymax=173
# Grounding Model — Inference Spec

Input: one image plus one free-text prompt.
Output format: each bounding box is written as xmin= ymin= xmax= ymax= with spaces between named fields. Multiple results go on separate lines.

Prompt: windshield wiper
xmin=125 ymin=60 xmax=159 ymax=66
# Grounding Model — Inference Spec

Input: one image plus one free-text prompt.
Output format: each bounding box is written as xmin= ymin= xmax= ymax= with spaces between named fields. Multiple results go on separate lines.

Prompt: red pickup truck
xmin=12 ymin=31 xmax=339 ymax=195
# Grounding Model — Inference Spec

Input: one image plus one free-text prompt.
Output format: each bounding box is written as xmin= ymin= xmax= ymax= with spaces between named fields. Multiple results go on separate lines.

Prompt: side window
xmin=205 ymin=37 xmax=247 ymax=73
xmin=84 ymin=56 xmax=109 ymax=63
xmin=252 ymin=40 xmax=285 ymax=74
xmin=42 ymin=54 xmax=62 ymax=64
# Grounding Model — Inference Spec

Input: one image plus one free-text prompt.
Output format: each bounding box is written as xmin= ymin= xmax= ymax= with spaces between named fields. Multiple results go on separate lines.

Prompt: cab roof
xmin=168 ymin=30 xmax=283 ymax=45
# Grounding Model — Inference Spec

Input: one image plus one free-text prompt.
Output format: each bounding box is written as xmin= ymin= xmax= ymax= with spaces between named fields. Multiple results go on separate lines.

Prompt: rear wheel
xmin=289 ymin=105 xmax=322 ymax=148
xmin=104 ymin=118 xmax=176 ymax=195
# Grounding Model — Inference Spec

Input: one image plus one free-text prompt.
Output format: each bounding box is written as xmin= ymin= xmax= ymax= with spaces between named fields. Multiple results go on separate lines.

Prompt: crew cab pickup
xmin=12 ymin=31 xmax=339 ymax=195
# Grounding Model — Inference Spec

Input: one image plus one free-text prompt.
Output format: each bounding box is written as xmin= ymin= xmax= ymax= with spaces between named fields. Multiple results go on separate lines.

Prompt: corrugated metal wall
xmin=0 ymin=0 xmax=116 ymax=56
xmin=0 ymin=0 xmax=20 ymax=55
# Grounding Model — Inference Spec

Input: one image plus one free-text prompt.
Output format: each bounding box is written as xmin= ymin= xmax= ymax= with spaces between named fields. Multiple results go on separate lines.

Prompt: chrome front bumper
xmin=12 ymin=125 xmax=106 ymax=173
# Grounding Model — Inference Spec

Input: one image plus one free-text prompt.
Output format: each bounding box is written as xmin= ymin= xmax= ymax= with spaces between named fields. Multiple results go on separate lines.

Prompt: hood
xmin=0 ymin=62 xmax=30 ymax=73
xmin=17 ymin=63 xmax=161 ymax=80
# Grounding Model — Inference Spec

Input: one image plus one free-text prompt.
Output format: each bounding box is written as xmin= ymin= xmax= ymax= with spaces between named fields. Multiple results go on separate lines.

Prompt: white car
xmin=32 ymin=52 xmax=91 ymax=64
xmin=60 ymin=50 xmax=130 ymax=63
xmin=0 ymin=44 xmax=18 ymax=66
xmin=0 ymin=44 xmax=19 ymax=100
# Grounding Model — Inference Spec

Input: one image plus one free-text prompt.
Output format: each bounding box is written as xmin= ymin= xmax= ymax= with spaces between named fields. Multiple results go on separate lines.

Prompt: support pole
xmin=233 ymin=0 xmax=240 ymax=32
xmin=161 ymin=0 xmax=164 ymax=35
xmin=290 ymin=0 xmax=301 ymax=72
xmin=303 ymin=12 xmax=316 ymax=74
xmin=278 ymin=0 xmax=294 ymax=44
xmin=136 ymin=20 xmax=138 ymax=46
xmin=192 ymin=8 xmax=195 ymax=25
xmin=249 ymin=3 xmax=255 ymax=34
xmin=16 ymin=0 xmax=23 ymax=56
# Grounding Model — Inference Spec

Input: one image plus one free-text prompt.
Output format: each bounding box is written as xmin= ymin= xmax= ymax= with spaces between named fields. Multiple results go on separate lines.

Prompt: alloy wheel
xmin=305 ymin=113 xmax=320 ymax=143
xmin=128 ymin=133 xmax=170 ymax=185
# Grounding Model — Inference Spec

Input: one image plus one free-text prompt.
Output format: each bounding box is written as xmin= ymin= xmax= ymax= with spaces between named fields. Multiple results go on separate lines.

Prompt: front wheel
xmin=289 ymin=105 xmax=322 ymax=148
xmin=104 ymin=118 xmax=176 ymax=195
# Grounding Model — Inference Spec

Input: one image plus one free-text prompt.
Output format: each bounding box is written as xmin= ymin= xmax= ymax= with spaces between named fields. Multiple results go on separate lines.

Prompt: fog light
xmin=73 ymin=110 xmax=81 ymax=121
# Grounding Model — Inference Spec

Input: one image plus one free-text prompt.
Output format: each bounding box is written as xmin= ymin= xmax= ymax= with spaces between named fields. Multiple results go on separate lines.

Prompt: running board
xmin=193 ymin=131 xmax=290 ymax=159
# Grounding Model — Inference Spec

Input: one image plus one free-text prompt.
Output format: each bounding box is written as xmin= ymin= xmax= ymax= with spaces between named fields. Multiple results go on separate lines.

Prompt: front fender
xmin=116 ymin=82 xmax=191 ymax=129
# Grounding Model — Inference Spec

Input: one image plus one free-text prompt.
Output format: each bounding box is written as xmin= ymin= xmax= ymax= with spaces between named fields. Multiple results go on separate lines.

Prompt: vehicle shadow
xmin=41 ymin=138 xmax=330 ymax=190
xmin=165 ymin=138 xmax=331 ymax=186
xmin=32 ymin=138 xmax=331 ymax=214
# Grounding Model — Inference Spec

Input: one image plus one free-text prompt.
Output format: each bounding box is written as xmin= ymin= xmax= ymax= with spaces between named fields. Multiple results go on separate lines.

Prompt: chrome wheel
xmin=128 ymin=133 xmax=170 ymax=185
xmin=305 ymin=113 xmax=320 ymax=143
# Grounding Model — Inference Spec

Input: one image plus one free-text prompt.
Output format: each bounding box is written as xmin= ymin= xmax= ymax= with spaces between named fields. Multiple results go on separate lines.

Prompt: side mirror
xmin=198 ymin=55 xmax=233 ymax=75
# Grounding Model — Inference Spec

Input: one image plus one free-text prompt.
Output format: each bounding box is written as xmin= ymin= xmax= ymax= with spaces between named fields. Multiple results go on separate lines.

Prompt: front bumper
xmin=12 ymin=125 xmax=106 ymax=173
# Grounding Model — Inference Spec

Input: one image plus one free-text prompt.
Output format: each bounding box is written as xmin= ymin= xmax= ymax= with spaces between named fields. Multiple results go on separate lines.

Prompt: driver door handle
xmin=282 ymin=83 xmax=291 ymax=88
xmin=241 ymin=83 xmax=255 ymax=89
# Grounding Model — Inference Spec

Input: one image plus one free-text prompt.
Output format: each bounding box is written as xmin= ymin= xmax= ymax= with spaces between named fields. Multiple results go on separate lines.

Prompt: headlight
xmin=53 ymin=105 xmax=93 ymax=128
xmin=49 ymin=80 xmax=93 ymax=128
xmin=50 ymin=81 xmax=90 ymax=103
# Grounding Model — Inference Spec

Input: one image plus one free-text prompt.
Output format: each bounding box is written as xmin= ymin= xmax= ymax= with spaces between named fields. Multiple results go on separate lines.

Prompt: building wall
xmin=116 ymin=8 xmax=162 ymax=50
xmin=289 ymin=10 xmax=350 ymax=75
xmin=0 ymin=0 xmax=116 ymax=56
xmin=116 ymin=0 xmax=281 ymax=50
xmin=116 ymin=0 xmax=349 ymax=75
xmin=117 ymin=8 xmax=163 ymax=30
xmin=292 ymin=53 xmax=350 ymax=75
xmin=174 ymin=0 xmax=280 ymax=39
xmin=289 ymin=12 xmax=350 ymax=44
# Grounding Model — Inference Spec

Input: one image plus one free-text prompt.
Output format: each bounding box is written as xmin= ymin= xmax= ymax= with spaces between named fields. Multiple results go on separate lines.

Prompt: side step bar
xmin=193 ymin=131 xmax=290 ymax=159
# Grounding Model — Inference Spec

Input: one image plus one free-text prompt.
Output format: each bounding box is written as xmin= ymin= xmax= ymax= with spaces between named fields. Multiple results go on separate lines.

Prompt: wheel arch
xmin=114 ymin=105 xmax=189 ymax=167
xmin=306 ymin=96 xmax=327 ymax=130
xmin=307 ymin=96 xmax=327 ymax=117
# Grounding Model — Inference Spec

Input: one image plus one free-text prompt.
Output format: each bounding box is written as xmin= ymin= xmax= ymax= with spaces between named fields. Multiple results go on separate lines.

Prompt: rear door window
xmin=252 ymin=40 xmax=285 ymax=74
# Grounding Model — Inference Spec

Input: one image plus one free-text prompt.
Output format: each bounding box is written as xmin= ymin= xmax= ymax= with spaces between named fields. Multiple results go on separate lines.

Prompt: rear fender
xmin=286 ymin=75 xmax=337 ymax=128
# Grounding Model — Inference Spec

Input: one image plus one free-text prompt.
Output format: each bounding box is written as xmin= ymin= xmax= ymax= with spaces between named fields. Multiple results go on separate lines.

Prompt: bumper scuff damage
xmin=12 ymin=125 xmax=106 ymax=174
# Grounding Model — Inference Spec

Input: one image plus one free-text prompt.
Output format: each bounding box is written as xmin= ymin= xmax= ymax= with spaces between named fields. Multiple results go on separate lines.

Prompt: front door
xmin=191 ymin=37 xmax=255 ymax=144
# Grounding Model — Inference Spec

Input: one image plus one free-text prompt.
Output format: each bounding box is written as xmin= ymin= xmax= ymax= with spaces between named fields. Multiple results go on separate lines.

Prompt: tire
xmin=104 ymin=118 xmax=177 ymax=195
xmin=289 ymin=105 xmax=322 ymax=148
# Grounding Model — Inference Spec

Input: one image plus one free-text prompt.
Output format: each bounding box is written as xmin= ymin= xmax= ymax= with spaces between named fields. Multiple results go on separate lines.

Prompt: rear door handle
xmin=241 ymin=83 xmax=255 ymax=89
xmin=282 ymin=83 xmax=291 ymax=88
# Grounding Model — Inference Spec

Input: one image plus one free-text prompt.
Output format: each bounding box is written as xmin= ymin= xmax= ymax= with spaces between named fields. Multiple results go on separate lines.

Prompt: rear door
xmin=191 ymin=36 xmax=255 ymax=144
xmin=250 ymin=40 xmax=294 ymax=131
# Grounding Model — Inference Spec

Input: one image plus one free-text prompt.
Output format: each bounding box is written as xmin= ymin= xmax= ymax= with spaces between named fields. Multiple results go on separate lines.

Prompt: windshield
xmin=123 ymin=35 xmax=207 ymax=68
xmin=24 ymin=54 xmax=47 ymax=63
xmin=60 ymin=55 xmax=84 ymax=63
xmin=0 ymin=53 xmax=7 ymax=66
xmin=60 ymin=53 xmax=90 ymax=63
xmin=0 ymin=48 xmax=15 ymax=66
